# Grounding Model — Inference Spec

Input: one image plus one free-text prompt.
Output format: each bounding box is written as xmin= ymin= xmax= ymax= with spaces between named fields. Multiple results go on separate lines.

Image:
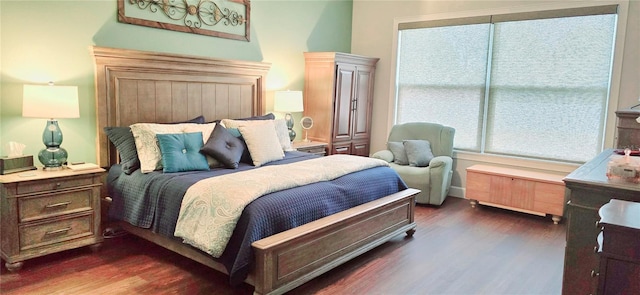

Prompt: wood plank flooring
xmin=0 ymin=197 xmax=566 ymax=294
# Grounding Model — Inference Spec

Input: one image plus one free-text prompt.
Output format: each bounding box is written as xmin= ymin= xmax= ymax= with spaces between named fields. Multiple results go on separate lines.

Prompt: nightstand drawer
xmin=302 ymin=147 xmax=326 ymax=154
xmin=19 ymin=214 xmax=93 ymax=251
xmin=17 ymin=176 xmax=94 ymax=195
xmin=19 ymin=189 xmax=93 ymax=222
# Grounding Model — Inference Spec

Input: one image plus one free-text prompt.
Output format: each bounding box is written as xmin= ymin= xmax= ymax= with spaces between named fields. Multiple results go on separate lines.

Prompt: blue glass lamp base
xmin=38 ymin=147 xmax=68 ymax=170
xmin=38 ymin=120 xmax=68 ymax=170
xmin=285 ymin=113 xmax=296 ymax=142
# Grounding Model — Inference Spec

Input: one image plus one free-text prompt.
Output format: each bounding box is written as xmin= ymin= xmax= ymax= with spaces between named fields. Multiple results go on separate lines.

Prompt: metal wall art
xmin=118 ymin=0 xmax=250 ymax=41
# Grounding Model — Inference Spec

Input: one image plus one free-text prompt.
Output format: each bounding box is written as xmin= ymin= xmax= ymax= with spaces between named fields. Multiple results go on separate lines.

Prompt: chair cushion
xmin=388 ymin=141 xmax=409 ymax=165
xmin=404 ymin=139 xmax=434 ymax=167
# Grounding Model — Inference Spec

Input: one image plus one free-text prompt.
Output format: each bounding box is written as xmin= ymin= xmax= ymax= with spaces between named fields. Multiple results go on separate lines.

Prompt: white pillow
xmin=221 ymin=118 xmax=293 ymax=151
xmin=130 ymin=122 xmax=217 ymax=173
xmin=238 ymin=121 xmax=284 ymax=167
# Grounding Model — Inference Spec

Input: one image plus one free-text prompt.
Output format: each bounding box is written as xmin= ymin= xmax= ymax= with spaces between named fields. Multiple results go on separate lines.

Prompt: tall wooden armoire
xmin=303 ymin=52 xmax=379 ymax=156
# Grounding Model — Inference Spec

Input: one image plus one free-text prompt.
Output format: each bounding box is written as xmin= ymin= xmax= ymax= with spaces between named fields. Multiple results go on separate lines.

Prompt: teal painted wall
xmin=0 ymin=0 xmax=353 ymax=164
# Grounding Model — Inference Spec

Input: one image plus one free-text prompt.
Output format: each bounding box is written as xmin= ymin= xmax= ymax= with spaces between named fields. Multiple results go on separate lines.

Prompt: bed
xmin=92 ymin=46 xmax=418 ymax=295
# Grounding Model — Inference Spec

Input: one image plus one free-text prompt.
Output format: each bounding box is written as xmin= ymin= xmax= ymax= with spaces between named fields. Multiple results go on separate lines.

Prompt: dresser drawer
xmin=16 ymin=176 xmax=94 ymax=195
xmin=19 ymin=214 xmax=93 ymax=251
xmin=19 ymin=189 xmax=93 ymax=222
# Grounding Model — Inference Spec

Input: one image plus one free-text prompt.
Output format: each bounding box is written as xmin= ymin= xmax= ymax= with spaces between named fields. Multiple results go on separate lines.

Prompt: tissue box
xmin=0 ymin=155 xmax=37 ymax=175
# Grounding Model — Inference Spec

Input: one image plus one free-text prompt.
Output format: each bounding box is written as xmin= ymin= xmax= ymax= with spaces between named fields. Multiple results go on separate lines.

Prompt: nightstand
xmin=0 ymin=167 xmax=105 ymax=272
xmin=292 ymin=141 xmax=328 ymax=156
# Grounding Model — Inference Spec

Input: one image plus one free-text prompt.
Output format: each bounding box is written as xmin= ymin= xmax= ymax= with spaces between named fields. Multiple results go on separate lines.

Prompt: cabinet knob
xmin=593 ymin=245 xmax=599 ymax=253
xmin=590 ymin=270 xmax=599 ymax=277
xmin=595 ymin=220 xmax=600 ymax=228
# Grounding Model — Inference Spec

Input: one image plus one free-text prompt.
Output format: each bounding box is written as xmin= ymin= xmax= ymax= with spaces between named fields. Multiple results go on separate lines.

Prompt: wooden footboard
xmin=252 ymin=188 xmax=418 ymax=295
xmin=115 ymin=188 xmax=418 ymax=295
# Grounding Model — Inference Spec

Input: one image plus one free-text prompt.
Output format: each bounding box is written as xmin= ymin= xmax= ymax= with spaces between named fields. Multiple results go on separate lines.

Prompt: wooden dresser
xmin=562 ymin=149 xmax=640 ymax=295
xmin=597 ymin=199 xmax=640 ymax=295
xmin=303 ymin=52 xmax=379 ymax=156
xmin=0 ymin=167 xmax=105 ymax=272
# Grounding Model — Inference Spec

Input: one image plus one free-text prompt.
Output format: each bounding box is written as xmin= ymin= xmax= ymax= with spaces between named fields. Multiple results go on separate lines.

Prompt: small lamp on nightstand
xmin=22 ymin=83 xmax=79 ymax=170
xmin=274 ymin=90 xmax=304 ymax=142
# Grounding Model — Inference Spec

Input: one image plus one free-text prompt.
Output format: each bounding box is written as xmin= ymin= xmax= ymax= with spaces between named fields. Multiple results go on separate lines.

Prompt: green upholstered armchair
xmin=372 ymin=122 xmax=455 ymax=206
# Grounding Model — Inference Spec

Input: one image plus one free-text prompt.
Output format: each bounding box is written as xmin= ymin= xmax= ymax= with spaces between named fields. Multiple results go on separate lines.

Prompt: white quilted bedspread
xmin=173 ymin=155 xmax=389 ymax=257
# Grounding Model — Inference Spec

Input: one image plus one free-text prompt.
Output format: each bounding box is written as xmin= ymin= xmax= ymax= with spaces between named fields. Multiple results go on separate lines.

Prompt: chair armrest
xmin=428 ymin=156 xmax=454 ymax=205
xmin=429 ymin=156 xmax=452 ymax=169
xmin=371 ymin=150 xmax=393 ymax=163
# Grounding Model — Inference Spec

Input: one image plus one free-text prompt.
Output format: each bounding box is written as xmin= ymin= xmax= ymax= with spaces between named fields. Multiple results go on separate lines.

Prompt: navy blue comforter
xmin=107 ymin=151 xmax=407 ymax=285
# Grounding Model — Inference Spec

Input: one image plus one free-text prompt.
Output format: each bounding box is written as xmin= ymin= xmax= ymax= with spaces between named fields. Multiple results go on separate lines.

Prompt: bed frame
xmin=92 ymin=46 xmax=418 ymax=295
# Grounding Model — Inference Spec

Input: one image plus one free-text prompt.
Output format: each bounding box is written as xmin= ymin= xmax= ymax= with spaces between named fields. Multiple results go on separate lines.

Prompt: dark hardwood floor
xmin=0 ymin=197 xmax=566 ymax=294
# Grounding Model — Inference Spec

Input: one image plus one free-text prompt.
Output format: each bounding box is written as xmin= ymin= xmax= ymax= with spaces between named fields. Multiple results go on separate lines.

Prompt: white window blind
xmin=395 ymin=6 xmax=618 ymax=163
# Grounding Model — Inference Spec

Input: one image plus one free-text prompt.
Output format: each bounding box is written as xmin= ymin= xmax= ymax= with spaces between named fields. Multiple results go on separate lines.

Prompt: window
xmin=395 ymin=5 xmax=618 ymax=163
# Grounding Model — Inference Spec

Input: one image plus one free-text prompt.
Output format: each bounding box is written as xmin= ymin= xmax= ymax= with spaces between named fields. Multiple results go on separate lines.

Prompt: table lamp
xmin=22 ymin=83 xmax=79 ymax=170
xmin=274 ymin=90 xmax=304 ymax=142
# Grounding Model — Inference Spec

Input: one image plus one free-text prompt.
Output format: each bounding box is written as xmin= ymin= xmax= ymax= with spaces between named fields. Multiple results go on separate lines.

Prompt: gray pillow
xmin=104 ymin=126 xmax=140 ymax=174
xmin=403 ymin=140 xmax=434 ymax=167
xmin=388 ymin=141 xmax=409 ymax=165
xmin=200 ymin=124 xmax=245 ymax=169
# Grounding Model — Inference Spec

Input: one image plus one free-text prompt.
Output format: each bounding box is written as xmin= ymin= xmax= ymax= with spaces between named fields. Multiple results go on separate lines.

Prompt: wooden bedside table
xmin=0 ymin=167 xmax=106 ymax=272
xmin=292 ymin=141 xmax=328 ymax=156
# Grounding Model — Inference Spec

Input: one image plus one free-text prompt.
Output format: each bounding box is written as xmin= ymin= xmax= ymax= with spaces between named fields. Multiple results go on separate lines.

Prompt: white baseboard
xmin=448 ymin=185 xmax=465 ymax=199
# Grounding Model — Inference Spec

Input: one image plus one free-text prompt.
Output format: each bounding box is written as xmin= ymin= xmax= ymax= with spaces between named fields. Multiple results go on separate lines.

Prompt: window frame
xmin=389 ymin=0 xmax=630 ymax=169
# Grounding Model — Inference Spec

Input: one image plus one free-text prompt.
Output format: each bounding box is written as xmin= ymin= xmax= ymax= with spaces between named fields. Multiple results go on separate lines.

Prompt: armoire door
xmin=332 ymin=63 xmax=356 ymax=142
xmin=352 ymin=65 xmax=374 ymax=141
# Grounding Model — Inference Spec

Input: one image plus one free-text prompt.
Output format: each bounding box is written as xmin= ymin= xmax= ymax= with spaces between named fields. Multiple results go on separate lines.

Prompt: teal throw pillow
xmin=156 ymin=132 xmax=210 ymax=173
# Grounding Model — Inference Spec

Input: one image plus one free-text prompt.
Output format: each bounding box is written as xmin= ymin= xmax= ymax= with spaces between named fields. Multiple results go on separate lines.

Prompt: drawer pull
xmin=594 ymin=245 xmax=599 ymax=253
xmin=45 ymin=227 xmax=71 ymax=236
xmin=590 ymin=270 xmax=599 ymax=277
xmin=56 ymin=183 xmax=62 ymax=188
xmin=45 ymin=201 xmax=71 ymax=209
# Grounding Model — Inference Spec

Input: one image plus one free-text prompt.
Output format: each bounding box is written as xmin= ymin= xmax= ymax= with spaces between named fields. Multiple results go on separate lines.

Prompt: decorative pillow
xmin=206 ymin=113 xmax=275 ymax=124
xmin=274 ymin=119 xmax=294 ymax=151
xmin=403 ymin=139 xmax=435 ymax=167
xmin=156 ymin=132 xmax=209 ymax=173
xmin=104 ymin=126 xmax=140 ymax=174
xmin=221 ymin=118 xmax=292 ymax=152
xmin=130 ymin=122 xmax=216 ymax=173
xmin=235 ymin=113 xmax=275 ymax=121
xmin=200 ymin=124 xmax=245 ymax=169
xmin=388 ymin=141 xmax=409 ymax=165
xmin=172 ymin=115 xmax=205 ymax=124
xmin=181 ymin=123 xmax=221 ymax=168
xmin=238 ymin=121 xmax=284 ymax=167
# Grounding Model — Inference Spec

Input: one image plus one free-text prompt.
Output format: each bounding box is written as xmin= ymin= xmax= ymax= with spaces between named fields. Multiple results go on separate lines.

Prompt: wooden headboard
xmin=91 ymin=46 xmax=271 ymax=168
